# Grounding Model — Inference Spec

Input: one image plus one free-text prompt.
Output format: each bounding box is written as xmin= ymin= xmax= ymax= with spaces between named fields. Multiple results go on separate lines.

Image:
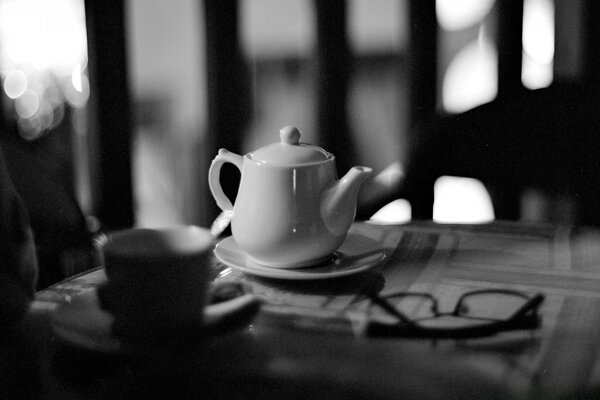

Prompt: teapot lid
xmin=249 ymin=126 xmax=331 ymax=165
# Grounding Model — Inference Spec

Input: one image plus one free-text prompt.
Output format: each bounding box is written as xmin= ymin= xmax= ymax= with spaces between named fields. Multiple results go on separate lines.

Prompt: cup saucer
xmin=50 ymin=287 xmax=260 ymax=354
xmin=214 ymin=233 xmax=386 ymax=280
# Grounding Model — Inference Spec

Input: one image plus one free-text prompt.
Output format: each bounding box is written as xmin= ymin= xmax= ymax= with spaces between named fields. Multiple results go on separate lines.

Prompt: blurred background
xmin=0 ymin=0 xmax=574 ymax=231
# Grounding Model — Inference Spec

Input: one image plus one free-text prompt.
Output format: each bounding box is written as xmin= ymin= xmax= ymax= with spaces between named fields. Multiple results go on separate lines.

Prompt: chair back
xmin=402 ymin=0 xmax=600 ymax=225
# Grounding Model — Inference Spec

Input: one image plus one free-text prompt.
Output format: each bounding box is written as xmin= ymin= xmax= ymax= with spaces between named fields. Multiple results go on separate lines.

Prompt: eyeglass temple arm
xmin=369 ymin=294 xmax=414 ymax=324
xmin=509 ymin=293 xmax=545 ymax=321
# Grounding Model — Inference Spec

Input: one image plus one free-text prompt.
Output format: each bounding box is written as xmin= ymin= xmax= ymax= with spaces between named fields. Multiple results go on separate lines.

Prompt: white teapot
xmin=208 ymin=126 xmax=372 ymax=268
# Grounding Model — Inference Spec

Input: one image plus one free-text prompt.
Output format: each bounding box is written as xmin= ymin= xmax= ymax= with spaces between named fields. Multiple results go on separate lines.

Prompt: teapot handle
xmin=208 ymin=149 xmax=244 ymax=213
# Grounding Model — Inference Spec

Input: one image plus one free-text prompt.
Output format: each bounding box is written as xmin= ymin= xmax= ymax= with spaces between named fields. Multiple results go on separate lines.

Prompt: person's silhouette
xmin=0 ymin=145 xmax=37 ymax=330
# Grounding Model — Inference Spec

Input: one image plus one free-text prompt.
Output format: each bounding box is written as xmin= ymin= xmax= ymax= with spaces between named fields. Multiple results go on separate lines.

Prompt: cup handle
xmin=208 ymin=149 xmax=244 ymax=212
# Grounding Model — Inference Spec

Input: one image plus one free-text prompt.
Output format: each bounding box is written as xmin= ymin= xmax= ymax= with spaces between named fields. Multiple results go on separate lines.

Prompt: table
xmin=8 ymin=221 xmax=600 ymax=399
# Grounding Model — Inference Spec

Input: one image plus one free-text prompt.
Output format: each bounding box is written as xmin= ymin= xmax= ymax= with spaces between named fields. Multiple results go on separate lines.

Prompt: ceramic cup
xmin=96 ymin=226 xmax=213 ymax=343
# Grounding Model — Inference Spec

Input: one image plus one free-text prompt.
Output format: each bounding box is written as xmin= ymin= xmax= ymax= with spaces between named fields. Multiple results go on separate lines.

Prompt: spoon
xmin=210 ymin=210 xmax=233 ymax=239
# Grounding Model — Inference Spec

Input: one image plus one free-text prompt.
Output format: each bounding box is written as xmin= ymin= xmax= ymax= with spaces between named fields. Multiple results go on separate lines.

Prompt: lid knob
xmin=249 ymin=126 xmax=330 ymax=164
xmin=280 ymin=126 xmax=301 ymax=145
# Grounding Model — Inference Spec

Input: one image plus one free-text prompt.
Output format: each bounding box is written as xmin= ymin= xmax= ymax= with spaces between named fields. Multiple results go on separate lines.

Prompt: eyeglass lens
xmin=370 ymin=293 xmax=436 ymax=323
xmin=371 ymin=291 xmax=533 ymax=324
xmin=458 ymin=292 xmax=530 ymax=320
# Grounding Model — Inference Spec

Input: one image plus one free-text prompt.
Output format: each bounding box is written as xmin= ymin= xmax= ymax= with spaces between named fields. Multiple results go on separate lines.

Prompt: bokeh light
xmin=522 ymin=0 xmax=554 ymax=89
xmin=433 ymin=176 xmax=495 ymax=223
xmin=15 ymin=89 xmax=39 ymax=118
xmin=523 ymin=0 xmax=554 ymax=64
xmin=436 ymin=0 xmax=495 ymax=31
xmin=442 ymin=33 xmax=498 ymax=113
xmin=0 ymin=0 xmax=88 ymax=139
xmin=3 ymin=69 xmax=27 ymax=99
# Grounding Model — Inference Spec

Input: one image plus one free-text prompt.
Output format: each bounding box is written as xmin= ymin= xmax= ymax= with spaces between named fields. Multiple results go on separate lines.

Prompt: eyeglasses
xmin=364 ymin=289 xmax=545 ymax=339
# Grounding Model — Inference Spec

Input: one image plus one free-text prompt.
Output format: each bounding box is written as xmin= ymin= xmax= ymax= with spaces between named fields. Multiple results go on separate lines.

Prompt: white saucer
xmin=214 ymin=233 xmax=386 ymax=280
xmin=50 ymin=288 xmax=260 ymax=354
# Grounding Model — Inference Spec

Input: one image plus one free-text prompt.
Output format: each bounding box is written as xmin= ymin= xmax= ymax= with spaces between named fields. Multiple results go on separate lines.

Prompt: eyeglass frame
xmin=364 ymin=288 xmax=545 ymax=339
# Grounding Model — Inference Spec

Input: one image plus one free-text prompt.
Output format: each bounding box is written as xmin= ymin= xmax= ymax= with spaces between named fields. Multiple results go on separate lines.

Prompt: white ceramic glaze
xmin=209 ymin=126 xmax=372 ymax=268
xmin=214 ymin=233 xmax=385 ymax=280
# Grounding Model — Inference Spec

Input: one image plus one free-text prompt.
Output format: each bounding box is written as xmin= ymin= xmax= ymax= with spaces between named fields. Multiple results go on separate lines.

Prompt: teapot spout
xmin=321 ymin=166 xmax=372 ymax=235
